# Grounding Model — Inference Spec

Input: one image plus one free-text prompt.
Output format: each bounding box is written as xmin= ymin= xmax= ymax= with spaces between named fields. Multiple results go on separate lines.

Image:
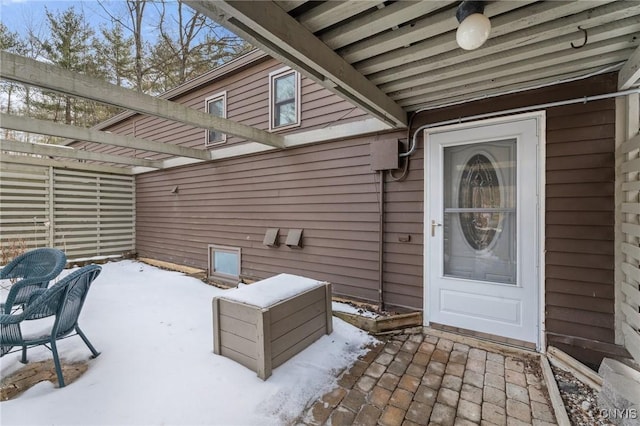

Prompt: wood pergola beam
xmin=1 ymin=152 xmax=133 ymax=175
xmin=185 ymin=0 xmax=408 ymax=128
xmin=619 ymin=45 xmax=640 ymax=89
xmin=0 ymin=113 xmax=211 ymax=161
xmin=0 ymin=51 xmax=285 ymax=149
xmin=0 ymin=139 xmax=163 ymax=169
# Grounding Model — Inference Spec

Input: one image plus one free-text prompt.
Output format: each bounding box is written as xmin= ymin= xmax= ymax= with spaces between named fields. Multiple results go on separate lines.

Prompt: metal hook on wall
xmin=571 ymin=26 xmax=588 ymax=49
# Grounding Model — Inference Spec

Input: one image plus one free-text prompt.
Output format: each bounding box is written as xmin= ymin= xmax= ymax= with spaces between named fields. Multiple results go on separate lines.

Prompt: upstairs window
xmin=205 ymin=92 xmax=226 ymax=145
xmin=269 ymin=68 xmax=300 ymax=130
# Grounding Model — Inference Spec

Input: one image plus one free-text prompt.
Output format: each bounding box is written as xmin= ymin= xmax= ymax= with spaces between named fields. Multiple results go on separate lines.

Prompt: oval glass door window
xmin=443 ymin=139 xmax=517 ymax=285
xmin=459 ymin=154 xmax=500 ymax=250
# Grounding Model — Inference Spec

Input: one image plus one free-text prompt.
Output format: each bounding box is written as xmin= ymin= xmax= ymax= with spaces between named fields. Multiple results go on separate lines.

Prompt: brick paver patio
xmin=1 ymin=327 xmax=559 ymax=425
xmin=299 ymin=329 xmax=557 ymax=426
xmin=0 ymin=360 xmax=88 ymax=401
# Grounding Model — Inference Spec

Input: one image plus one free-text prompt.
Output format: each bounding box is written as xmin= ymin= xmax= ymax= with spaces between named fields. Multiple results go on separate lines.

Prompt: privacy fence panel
xmin=620 ymin=127 xmax=640 ymax=362
xmin=0 ymin=161 xmax=51 ymax=250
xmin=0 ymin=159 xmax=135 ymax=261
xmin=53 ymin=168 xmax=135 ymax=259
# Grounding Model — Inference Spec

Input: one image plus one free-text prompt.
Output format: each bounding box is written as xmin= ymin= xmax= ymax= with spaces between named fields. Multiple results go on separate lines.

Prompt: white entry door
xmin=425 ymin=116 xmax=541 ymax=345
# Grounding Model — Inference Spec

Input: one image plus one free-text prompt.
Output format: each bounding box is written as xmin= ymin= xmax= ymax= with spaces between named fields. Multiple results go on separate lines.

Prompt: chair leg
xmin=20 ymin=346 xmax=28 ymax=364
xmin=51 ymin=339 xmax=65 ymax=388
xmin=75 ymin=325 xmax=100 ymax=358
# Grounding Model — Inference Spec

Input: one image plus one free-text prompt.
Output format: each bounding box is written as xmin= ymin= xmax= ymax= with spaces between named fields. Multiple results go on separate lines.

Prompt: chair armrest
xmin=0 ymin=313 xmax=23 ymax=325
xmin=6 ymin=276 xmax=50 ymax=288
xmin=0 ymin=268 xmax=13 ymax=280
xmin=0 ymin=258 xmax=22 ymax=280
xmin=2 ymin=277 xmax=50 ymax=314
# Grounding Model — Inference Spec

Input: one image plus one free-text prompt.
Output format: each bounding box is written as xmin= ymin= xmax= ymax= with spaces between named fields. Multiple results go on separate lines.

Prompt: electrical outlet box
xmin=370 ymin=139 xmax=400 ymax=171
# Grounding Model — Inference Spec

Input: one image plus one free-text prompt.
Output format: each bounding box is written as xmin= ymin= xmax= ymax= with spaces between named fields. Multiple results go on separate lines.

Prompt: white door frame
xmin=423 ymin=111 xmax=546 ymax=351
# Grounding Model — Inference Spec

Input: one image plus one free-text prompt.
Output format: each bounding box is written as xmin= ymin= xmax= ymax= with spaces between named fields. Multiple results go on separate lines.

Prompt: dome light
xmin=456 ymin=1 xmax=491 ymax=50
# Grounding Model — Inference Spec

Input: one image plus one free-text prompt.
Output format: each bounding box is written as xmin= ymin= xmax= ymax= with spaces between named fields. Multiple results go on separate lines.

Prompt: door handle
xmin=431 ymin=220 xmax=442 ymax=237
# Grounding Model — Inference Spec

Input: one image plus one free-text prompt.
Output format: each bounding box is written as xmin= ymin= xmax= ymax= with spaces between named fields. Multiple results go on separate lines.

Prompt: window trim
xmin=204 ymin=91 xmax=227 ymax=146
xmin=208 ymin=244 xmax=241 ymax=283
xmin=268 ymin=67 xmax=301 ymax=131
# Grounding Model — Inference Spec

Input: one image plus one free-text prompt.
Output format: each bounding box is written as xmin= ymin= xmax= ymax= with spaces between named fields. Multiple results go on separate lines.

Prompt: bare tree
xmin=148 ymin=0 xmax=251 ymax=93
xmin=97 ymin=0 xmax=150 ymax=92
xmin=127 ymin=0 xmax=148 ymax=92
xmin=5 ymin=0 xmax=253 ymax=128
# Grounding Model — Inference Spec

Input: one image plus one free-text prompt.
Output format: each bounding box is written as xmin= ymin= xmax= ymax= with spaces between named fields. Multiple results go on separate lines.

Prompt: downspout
xmin=378 ymin=169 xmax=385 ymax=312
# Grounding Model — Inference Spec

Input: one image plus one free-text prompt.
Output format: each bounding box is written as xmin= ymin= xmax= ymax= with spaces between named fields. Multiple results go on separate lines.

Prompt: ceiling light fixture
xmin=456 ymin=1 xmax=491 ymax=50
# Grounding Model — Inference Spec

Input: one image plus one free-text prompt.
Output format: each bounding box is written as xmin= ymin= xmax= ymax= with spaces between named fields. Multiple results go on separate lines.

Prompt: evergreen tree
xmin=91 ymin=21 xmax=133 ymax=120
xmin=0 ymin=23 xmax=25 ymax=116
xmin=0 ymin=23 xmax=26 ymax=139
xmin=95 ymin=21 xmax=135 ymax=88
xmin=4 ymin=0 xmax=252 ymax=129
xmin=38 ymin=7 xmax=101 ymax=125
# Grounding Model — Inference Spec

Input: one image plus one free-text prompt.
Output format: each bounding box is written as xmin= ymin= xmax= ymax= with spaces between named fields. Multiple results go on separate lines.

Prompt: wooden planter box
xmin=212 ymin=274 xmax=332 ymax=380
xmin=333 ymin=311 xmax=423 ymax=334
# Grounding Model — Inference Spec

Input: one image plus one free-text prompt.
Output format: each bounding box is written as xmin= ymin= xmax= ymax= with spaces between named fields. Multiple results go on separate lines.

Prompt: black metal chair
xmin=0 ymin=264 xmax=102 ymax=387
xmin=0 ymin=248 xmax=67 ymax=314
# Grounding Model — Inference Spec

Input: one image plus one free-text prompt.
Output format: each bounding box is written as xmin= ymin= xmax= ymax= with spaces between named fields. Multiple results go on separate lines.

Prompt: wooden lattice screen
xmin=620 ymin=124 xmax=640 ymax=361
xmin=0 ymin=159 xmax=135 ymax=261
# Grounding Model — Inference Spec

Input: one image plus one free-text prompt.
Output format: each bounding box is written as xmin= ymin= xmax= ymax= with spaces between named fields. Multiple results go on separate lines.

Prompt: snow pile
xmin=0 ymin=260 xmax=376 ymax=425
xmin=222 ymin=273 xmax=326 ymax=307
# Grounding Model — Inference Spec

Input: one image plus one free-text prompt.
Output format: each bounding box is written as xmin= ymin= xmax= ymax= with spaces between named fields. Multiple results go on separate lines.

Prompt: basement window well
xmin=208 ymin=244 xmax=241 ymax=284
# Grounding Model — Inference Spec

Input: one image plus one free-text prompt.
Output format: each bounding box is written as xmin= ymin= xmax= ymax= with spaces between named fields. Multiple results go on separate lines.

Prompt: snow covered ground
xmin=0 ymin=260 xmax=376 ymax=425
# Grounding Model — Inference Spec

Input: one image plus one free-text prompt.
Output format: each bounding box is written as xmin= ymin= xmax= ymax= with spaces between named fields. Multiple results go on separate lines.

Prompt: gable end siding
xmin=72 ymin=57 xmax=368 ymax=162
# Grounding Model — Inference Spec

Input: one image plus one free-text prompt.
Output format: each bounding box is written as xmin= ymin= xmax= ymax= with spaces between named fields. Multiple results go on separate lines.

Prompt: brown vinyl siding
xmin=74 ymin=56 xmax=367 ymax=163
xmin=383 ymin=147 xmax=424 ymax=310
xmin=545 ymin=97 xmax=616 ymax=366
xmin=136 ymin=134 xmax=403 ymax=304
xmin=82 ymin=52 xmax=620 ymax=363
xmin=412 ymin=72 xmax=617 ymax=364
